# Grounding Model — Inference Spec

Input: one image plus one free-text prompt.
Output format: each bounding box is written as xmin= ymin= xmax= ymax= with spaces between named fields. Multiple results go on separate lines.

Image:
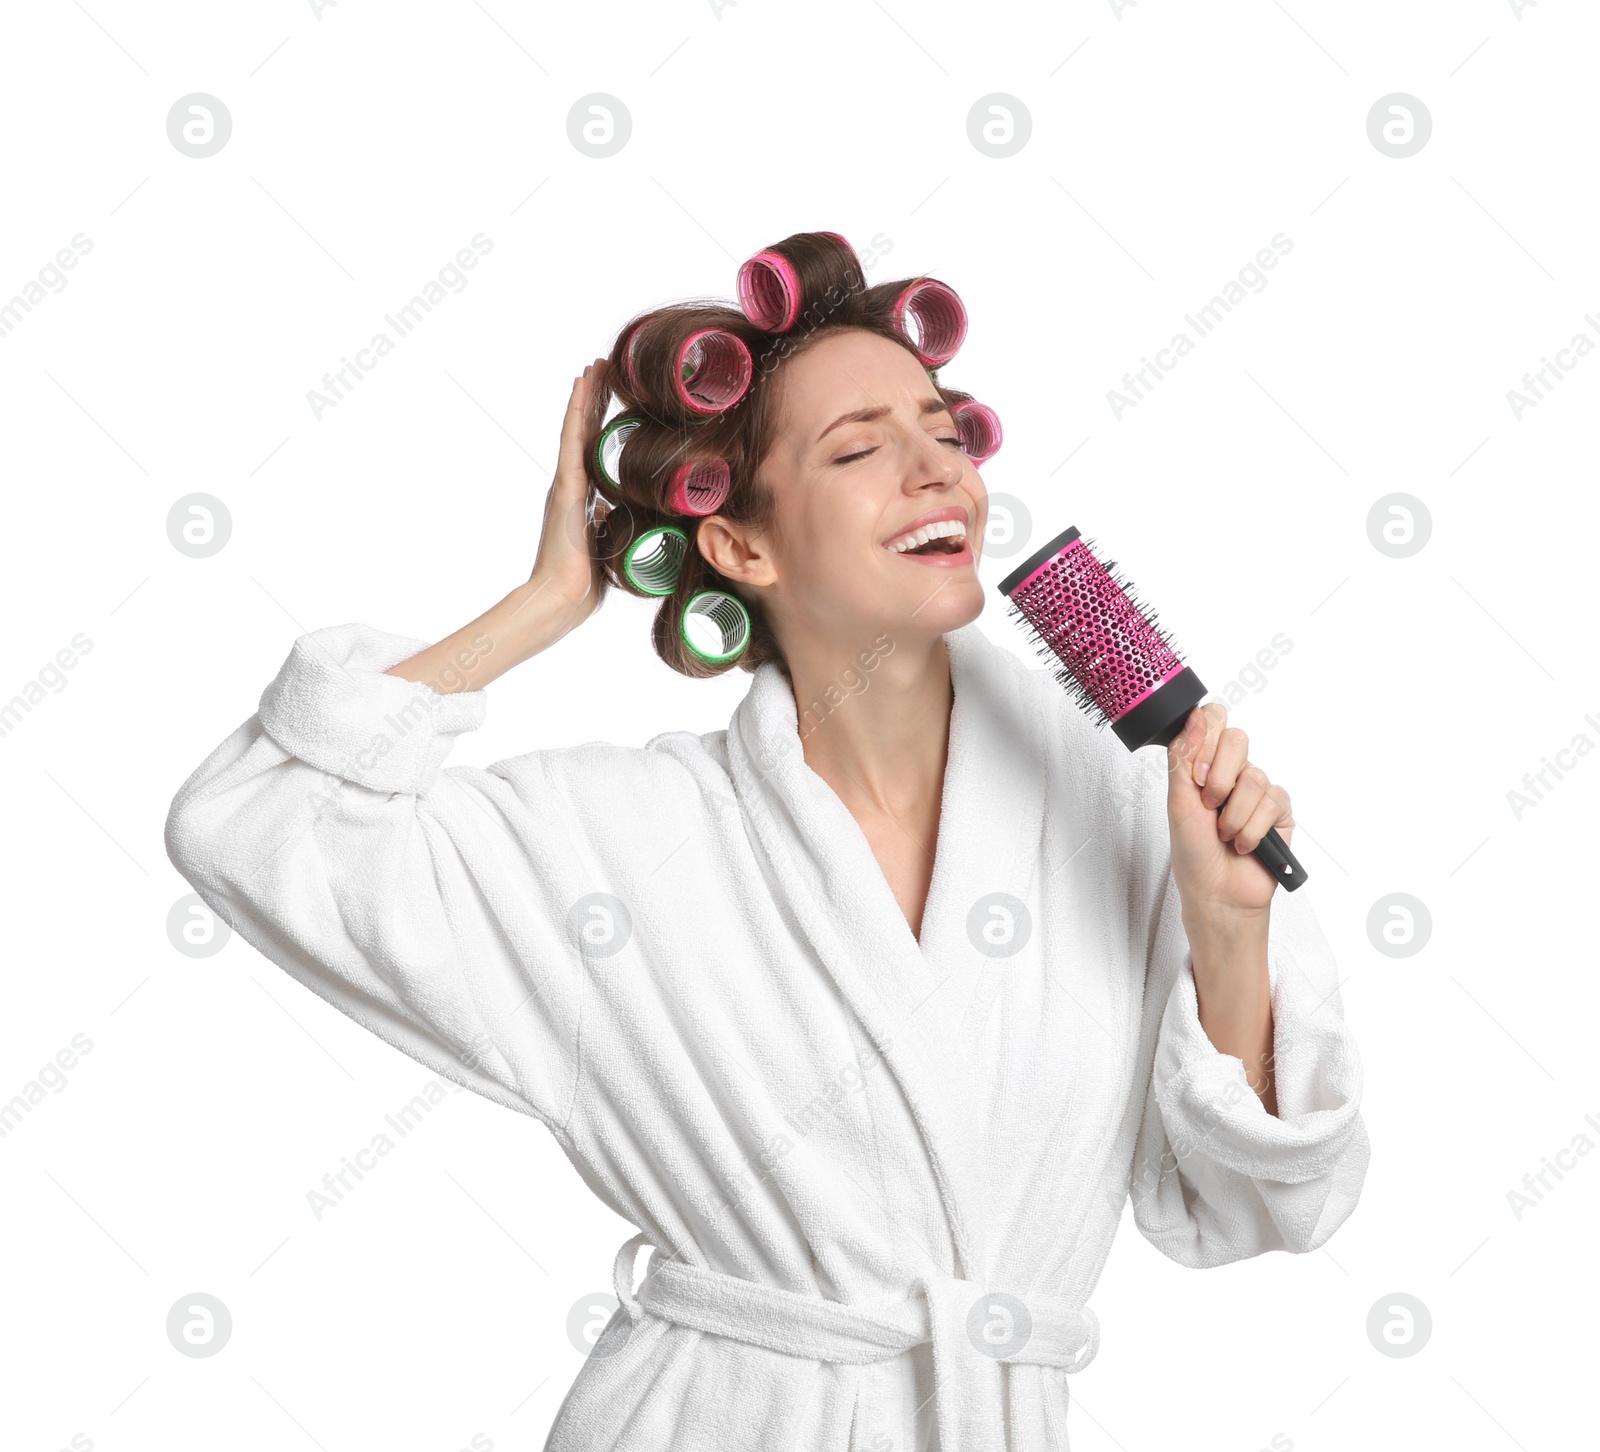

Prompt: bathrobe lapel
xmin=726 ymin=623 xmax=1046 ymax=1283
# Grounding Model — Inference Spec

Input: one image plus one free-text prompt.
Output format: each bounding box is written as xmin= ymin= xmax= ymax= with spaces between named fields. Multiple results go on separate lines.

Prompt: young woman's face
xmin=739 ymin=327 xmax=989 ymax=657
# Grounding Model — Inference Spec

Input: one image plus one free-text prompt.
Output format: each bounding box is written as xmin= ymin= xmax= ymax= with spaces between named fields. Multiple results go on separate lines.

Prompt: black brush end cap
xmin=1113 ymin=668 xmax=1208 ymax=752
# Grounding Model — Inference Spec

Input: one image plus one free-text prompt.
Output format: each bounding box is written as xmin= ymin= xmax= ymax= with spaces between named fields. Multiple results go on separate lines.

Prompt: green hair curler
xmin=681 ymin=589 xmax=751 ymax=664
xmin=622 ymin=525 xmax=689 ymax=596
xmin=595 ymin=414 xmax=641 ymax=490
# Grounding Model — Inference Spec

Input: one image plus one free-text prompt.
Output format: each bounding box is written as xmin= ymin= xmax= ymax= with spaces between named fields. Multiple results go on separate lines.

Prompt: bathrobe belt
xmin=612 ymin=1232 xmax=1099 ymax=1445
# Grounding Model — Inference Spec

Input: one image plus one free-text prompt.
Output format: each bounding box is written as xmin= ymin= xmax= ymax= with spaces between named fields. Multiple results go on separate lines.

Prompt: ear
xmin=696 ymin=515 xmax=778 ymax=587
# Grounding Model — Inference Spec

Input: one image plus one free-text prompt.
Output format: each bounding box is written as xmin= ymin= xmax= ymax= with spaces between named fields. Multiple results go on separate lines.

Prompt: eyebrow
xmin=816 ymin=396 xmax=951 ymax=443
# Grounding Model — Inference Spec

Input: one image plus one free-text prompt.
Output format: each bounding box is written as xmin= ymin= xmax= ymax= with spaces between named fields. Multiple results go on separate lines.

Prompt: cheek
xmin=794 ymin=482 xmax=888 ymax=569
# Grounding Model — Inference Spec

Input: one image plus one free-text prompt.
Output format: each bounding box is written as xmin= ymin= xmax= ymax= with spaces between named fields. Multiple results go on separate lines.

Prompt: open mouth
xmin=901 ymin=534 xmax=964 ymax=556
xmin=883 ymin=517 xmax=970 ymax=558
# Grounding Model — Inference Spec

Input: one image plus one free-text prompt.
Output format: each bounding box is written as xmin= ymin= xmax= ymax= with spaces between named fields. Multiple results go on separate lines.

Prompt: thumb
xmin=1165 ymin=706 xmax=1209 ymax=817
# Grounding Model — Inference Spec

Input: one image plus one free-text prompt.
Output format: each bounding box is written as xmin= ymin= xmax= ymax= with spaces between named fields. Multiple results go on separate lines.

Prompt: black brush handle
xmin=1247 ymin=823 xmax=1308 ymax=892
xmin=1178 ymin=776 xmax=1309 ymax=893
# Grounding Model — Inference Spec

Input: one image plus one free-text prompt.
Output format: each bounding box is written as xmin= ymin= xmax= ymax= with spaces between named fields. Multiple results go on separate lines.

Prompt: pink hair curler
xmin=952 ymin=400 xmax=1003 ymax=466
xmin=668 ymin=457 xmax=731 ymax=516
xmin=892 ymin=279 xmax=967 ymax=367
xmin=737 ymin=250 xmax=802 ymax=333
xmin=996 ymin=525 xmax=1308 ymax=892
xmin=674 ymin=328 xmax=753 ymax=414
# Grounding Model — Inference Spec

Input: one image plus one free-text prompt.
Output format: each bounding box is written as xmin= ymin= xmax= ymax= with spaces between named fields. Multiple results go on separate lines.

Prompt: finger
xmin=1217 ymin=764 xmax=1269 ymax=843
xmin=1168 ymin=705 xmax=1205 ymax=769
xmin=1191 ymin=701 xmax=1226 ymax=790
xmin=1166 ymin=705 xmax=1209 ymax=809
xmin=554 ymin=370 xmax=596 ymax=494
xmin=1201 ymin=725 xmax=1249 ymax=810
xmin=576 ymin=361 xmax=614 ymax=464
xmin=546 ymin=378 xmax=582 ymax=503
xmin=1233 ymin=780 xmax=1291 ymax=856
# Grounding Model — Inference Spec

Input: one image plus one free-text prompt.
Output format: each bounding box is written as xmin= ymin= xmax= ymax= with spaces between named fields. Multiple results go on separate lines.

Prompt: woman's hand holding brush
xmin=993 ymin=522 xmax=1304 ymax=1110
xmin=1165 ymin=701 xmax=1290 ymax=1114
xmin=1166 ymin=702 xmax=1296 ymax=924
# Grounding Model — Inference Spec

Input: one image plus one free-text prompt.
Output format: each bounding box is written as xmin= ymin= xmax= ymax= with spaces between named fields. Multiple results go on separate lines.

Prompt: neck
xmin=786 ymin=630 xmax=954 ymax=815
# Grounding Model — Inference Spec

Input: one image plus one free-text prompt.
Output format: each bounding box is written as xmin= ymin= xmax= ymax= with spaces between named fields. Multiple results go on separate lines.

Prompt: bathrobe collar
xmin=726 ymin=621 xmax=1048 ymax=1282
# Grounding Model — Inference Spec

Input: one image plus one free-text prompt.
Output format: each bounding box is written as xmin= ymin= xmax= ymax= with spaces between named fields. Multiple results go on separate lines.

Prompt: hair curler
xmin=623 ymin=525 xmax=689 ymax=597
xmin=668 ymin=458 xmax=731 ymax=516
xmin=951 ymin=400 xmax=1003 ymax=466
xmin=995 ymin=525 xmax=1308 ymax=892
xmin=681 ymin=589 xmax=751 ymax=665
xmin=737 ymin=250 xmax=803 ymax=333
xmin=892 ymin=279 xmax=967 ymax=367
xmin=674 ymin=329 xmax=753 ymax=415
xmin=622 ymin=320 xmax=750 ymax=412
xmin=595 ymin=414 xmax=641 ymax=489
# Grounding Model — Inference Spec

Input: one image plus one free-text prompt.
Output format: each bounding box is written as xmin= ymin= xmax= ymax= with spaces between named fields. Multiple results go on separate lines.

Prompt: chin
xmin=888 ymin=572 xmax=987 ymax=637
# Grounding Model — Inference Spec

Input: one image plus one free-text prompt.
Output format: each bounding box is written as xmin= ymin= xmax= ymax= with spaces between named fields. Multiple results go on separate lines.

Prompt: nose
xmin=901 ymin=422 xmax=965 ymax=490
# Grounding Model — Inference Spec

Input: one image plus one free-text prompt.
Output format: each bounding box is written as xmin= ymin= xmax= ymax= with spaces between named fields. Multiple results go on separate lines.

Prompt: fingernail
xmin=1195 ymin=759 xmax=1209 ymax=786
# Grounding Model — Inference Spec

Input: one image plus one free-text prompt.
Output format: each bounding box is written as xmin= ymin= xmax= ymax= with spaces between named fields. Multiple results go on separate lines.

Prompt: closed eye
xmin=834 ymin=436 xmax=966 ymax=465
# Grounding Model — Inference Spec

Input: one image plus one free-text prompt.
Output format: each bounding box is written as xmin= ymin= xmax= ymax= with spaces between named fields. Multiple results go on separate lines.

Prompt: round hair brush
xmin=996 ymin=524 xmax=1308 ymax=893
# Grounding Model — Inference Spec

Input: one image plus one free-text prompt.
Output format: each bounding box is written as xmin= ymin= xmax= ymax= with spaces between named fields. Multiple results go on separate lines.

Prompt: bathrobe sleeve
xmin=1121 ymin=750 xmax=1370 ymax=1267
xmin=163 ymin=621 xmax=595 ymax=1134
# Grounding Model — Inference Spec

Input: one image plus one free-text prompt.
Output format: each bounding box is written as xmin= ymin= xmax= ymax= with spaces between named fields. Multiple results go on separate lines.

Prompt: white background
xmin=1 ymin=1 xmax=1593 ymax=1449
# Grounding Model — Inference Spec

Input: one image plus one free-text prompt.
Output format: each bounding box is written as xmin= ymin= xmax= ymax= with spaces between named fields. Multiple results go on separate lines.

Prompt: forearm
xmin=383 ymin=573 xmax=590 ymax=694
xmin=1182 ymin=909 xmax=1278 ymax=1117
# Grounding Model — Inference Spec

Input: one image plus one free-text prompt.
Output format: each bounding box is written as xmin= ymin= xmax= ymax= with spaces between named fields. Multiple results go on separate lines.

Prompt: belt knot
xmin=610 ymin=1233 xmax=1098 ymax=1449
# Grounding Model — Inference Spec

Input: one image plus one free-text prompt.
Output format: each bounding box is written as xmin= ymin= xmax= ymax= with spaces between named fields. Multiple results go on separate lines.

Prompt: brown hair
xmin=587 ymin=231 xmax=977 ymax=679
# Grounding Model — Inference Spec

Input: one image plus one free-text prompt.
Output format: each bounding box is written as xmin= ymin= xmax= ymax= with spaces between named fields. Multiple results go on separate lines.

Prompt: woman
xmin=164 ymin=232 xmax=1367 ymax=1452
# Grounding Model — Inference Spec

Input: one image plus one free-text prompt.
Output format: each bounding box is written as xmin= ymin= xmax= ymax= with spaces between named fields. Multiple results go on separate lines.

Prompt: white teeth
xmin=887 ymin=519 xmax=967 ymax=552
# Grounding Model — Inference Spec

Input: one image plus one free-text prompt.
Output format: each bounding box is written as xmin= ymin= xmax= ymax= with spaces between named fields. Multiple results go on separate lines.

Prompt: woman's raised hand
xmin=529 ymin=358 xmax=614 ymax=628
xmin=383 ymin=360 xmax=616 ymax=690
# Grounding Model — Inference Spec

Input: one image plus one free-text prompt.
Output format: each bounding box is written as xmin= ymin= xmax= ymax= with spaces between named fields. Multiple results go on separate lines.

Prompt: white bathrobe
xmin=163 ymin=618 xmax=1368 ymax=1452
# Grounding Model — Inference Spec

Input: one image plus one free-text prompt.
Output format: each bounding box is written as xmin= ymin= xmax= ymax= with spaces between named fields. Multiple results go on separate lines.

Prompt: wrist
xmin=1181 ymin=903 xmax=1270 ymax=976
xmin=507 ymin=573 xmax=590 ymax=660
